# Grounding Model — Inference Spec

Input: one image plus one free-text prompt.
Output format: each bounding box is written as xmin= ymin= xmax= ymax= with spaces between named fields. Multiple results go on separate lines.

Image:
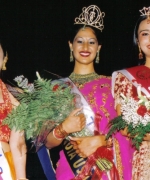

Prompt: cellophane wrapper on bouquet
xmin=3 ymin=73 xmax=94 ymax=150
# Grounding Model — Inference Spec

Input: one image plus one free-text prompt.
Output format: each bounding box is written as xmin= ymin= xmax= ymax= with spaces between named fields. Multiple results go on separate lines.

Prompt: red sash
xmin=112 ymin=65 xmax=150 ymax=97
xmin=127 ymin=65 xmax=150 ymax=92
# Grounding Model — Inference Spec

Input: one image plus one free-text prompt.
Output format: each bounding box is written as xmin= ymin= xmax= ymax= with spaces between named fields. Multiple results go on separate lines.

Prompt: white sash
xmin=52 ymin=78 xmax=95 ymax=135
xmin=0 ymin=142 xmax=13 ymax=180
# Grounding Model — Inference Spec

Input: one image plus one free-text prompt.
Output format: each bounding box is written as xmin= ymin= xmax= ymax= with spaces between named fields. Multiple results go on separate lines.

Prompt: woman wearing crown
xmin=6 ymin=5 xmax=123 ymax=180
xmin=111 ymin=6 xmax=150 ymax=180
xmin=44 ymin=5 xmax=120 ymax=180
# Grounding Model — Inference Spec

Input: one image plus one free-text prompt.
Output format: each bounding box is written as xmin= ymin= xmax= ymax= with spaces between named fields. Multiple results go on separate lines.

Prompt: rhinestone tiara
xmin=139 ymin=7 xmax=150 ymax=23
xmin=139 ymin=7 xmax=150 ymax=17
xmin=74 ymin=5 xmax=105 ymax=32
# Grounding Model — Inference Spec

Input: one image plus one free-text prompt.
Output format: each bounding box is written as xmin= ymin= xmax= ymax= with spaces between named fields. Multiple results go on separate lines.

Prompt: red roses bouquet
xmin=107 ymin=85 xmax=150 ymax=149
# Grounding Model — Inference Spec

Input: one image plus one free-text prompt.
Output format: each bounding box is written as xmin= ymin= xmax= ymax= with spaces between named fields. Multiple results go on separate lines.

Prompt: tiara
xmin=74 ymin=5 xmax=105 ymax=31
xmin=139 ymin=7 xmax=150 ymax=23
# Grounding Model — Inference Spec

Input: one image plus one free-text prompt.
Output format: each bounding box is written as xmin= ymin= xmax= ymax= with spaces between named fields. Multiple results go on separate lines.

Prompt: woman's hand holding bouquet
xmin=62 ymin=109 xmax=86 ymax=134
xmin=107 ymin=85 xmax=150 ymax=149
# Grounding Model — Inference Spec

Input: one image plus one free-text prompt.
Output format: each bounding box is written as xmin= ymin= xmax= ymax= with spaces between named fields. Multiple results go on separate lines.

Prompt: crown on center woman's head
xmin=139 ymin=7 xmax=150 ymax=23
xmin=74 ymin=5 xmax=105 ymax=32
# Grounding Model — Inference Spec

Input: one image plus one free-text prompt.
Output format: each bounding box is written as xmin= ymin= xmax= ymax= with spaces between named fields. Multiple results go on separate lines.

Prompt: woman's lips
xmin=79 ymin=51 xmax=91 ymax=57
xmin=147 ymin=45 xmax=150 ymax=49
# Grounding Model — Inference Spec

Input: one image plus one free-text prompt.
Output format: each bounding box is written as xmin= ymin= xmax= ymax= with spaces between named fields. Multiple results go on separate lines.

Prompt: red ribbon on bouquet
xmin=72 ymin=146 xmax=119 ymax=180
xmin=72 ymin=113 xmax=119 ymax=180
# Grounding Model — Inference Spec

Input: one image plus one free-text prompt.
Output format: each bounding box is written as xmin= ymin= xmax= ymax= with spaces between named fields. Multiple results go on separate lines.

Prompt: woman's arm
xmin=45 ymin=108 xmax=86 ymax=149
xmin=8 ymin=92 xmax=28 ymax=179
xmin=9 ymin=130 xmax=27 ymax=179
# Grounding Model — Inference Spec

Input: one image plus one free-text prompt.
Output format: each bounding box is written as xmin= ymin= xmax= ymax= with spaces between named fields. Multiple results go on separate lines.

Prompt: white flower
xmin=120 ymin=86 xmax=150 ymax=128
xmin=14 ymin=75 xmax=35 ymax=93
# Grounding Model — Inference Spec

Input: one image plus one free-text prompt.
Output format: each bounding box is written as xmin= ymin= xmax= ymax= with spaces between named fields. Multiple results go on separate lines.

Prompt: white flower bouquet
xmin=107 ymin=85 xmax=150 ymax=149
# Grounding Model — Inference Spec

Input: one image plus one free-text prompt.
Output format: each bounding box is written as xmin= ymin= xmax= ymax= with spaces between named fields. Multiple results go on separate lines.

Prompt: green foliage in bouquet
xmin=106 ymin=115 xmax=150 ymax=150
xmin=106 ymin=86 xmax=150 ymax=150
xmin=106 ymin=115 xmax=126 ymax=139
xmin=3 ymin=78 xmax=75 ymax=140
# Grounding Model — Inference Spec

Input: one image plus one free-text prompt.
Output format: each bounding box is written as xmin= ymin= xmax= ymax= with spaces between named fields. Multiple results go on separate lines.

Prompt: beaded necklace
xmin=69 ymin=72 xmax=99 ymax=88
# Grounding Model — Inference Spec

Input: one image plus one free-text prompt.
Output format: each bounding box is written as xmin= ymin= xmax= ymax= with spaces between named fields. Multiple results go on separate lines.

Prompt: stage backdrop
xmin=0 ymin=0 xmax=149 ymax=179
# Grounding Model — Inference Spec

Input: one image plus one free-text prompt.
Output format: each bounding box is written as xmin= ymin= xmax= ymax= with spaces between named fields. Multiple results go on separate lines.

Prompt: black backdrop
xmin=0 ymin=0 xmax=149 ymax=84
xmin=0 ymin=0 xmax=150 ymax=179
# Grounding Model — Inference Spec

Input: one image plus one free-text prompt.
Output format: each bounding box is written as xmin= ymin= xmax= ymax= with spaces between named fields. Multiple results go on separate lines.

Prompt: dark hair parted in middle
xmin=133 ymin=15 xmax=147 ymax=46
xmin=67 ymin=24 xmax=103 ymax=45
xmin=133 ymin=15 xmax=147 ymax=64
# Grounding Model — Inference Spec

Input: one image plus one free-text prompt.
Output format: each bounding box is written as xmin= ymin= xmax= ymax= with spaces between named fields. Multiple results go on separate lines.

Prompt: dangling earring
xmin=95 ymin=51 xmax=100 ymax=64
xmin=70 ymin=50 xmax=74 ymax=62
xmin=138 ymin=46 xmax=143 ymax=59
xmin=2 ymin=52 xmax=8 ymax=70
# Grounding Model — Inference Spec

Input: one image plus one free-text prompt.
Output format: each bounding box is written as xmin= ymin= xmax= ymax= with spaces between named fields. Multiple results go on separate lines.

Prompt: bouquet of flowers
xmin=107 ymin=85 xmax=150 ymax=149
xmin=3 ymin=72 xmax=93 ymax=149
xmin=4 ymin=72 xmax=118 ymax=178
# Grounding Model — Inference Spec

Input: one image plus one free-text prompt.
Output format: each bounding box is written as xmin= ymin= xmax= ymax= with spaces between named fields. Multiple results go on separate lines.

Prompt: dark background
xmin=0 ymin=0 xmax=149 ymax=84
xmin=0 ymin=0 xmax=150 ymax=179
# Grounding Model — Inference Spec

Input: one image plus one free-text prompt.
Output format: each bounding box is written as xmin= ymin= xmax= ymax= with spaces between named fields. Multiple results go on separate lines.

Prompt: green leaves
xmin=3 ymin=79 xmax=75 ymax=140
xmin=106 ymin=115 xmax=150 ymax=149
xmin=106 ymin=116 xmax=126 ymax=139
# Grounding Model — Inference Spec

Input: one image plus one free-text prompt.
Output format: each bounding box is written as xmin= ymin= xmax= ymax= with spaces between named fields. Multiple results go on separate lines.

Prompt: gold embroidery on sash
xmin=65 ymin=142 xmax=73 ymax=150
xmin=68 ymin=152 xmax=77 ymax=160
xmin=73 ymin=158 xmax=85 ymax=168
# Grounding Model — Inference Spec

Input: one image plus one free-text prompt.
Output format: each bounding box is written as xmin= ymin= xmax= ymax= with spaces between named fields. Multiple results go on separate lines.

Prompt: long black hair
xmin=0 ymin=39 xmax=7 ymax=57
xmin=133 ymin=15 xmax=147 ymax=64
xmin=67 ymin=24 xmax=103 ymax=45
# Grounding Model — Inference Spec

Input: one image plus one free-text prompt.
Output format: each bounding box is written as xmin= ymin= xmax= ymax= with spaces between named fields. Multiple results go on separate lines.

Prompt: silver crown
xmin=139 ymin=7 xmax=150 ymax=24
xmin=74 ymin=5 xmax=105 ymax=31
xmin=139 ymin=7 xmax=150 ymax=17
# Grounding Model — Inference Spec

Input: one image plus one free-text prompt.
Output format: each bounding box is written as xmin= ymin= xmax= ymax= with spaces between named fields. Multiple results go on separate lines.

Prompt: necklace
xmin=69 ymin=72 xmax=99 ymax=88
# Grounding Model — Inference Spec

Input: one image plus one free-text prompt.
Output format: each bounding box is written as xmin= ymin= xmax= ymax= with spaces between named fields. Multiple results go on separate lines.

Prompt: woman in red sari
xmin=112 ymin=7 xmax=150 ymax=179
xmin=0 ymin=40 xmax=27 ymax=180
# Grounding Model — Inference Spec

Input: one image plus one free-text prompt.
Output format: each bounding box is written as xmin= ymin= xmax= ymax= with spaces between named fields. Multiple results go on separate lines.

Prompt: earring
xmin=138 ymin=46 xmax=143 ymax=59
xmin=70 ymin=50 xmax=73 ymax=62
xmin=95 ymin=51 xmax=100 ymax=64
xmin=2 ymin=52 xmax=8 ymax=70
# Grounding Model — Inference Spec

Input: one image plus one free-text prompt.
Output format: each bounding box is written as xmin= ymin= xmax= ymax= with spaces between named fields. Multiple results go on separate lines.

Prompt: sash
xmin=112 ymin=65 xmax=150 ymax=98
xmin=52 ymin=78 xmax=95 ymax=135
xmin=62 ymin=140 xmax=88 ymax=178
xmin=0 ymin=142 xmax=13 ymax=180
xmin=56 ymin=78 xmax=95 ymax=178
xmin=37 ymin=146 xmax=56 ymax=180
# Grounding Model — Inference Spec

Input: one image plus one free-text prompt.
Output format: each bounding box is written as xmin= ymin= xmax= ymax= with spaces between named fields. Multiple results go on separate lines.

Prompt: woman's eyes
xmin=141 ymin=32 xmax=149 ymax=36
xmin=76 ymin=40 xmax=96 ymax=44
xmin=89 ymin=41 xmax=95 ymax=44
xmin=77 ymin=40 xmax=83 ymax=43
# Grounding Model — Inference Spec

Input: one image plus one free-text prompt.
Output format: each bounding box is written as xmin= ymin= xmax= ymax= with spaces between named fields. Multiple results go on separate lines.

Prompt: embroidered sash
xmin=112 ymin=65 xmax=150 ymax=97
xmin=62 ymin=140 xmax=88 ymax=177
xmin=57 ymin=78 xmax=95 ymax=177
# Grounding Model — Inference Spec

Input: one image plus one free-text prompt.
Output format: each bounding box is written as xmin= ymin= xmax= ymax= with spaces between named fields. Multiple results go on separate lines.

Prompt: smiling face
xmin=138 ymin=19 xmax=150 ymax=58
xmin=69 ymin=27 xmax=101 ymax=65
xmin=0 ymin=45 xmax=4 ymax=70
